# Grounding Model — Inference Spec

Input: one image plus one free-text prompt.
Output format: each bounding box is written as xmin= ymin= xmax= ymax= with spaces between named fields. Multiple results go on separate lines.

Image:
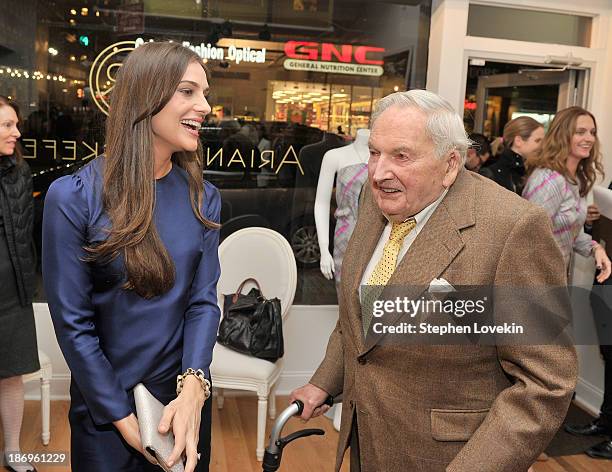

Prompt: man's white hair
xmin=370 ymin=89 xmax=470 ymax=164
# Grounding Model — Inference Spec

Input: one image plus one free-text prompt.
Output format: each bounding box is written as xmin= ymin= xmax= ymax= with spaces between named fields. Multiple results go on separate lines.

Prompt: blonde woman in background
xmin=480 ymin=116 xmax=544 ymax=194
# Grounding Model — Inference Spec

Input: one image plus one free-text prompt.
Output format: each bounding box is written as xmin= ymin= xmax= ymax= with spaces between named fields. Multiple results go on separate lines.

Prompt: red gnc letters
xmin=284 ymin=41 xmax=384 ymax=65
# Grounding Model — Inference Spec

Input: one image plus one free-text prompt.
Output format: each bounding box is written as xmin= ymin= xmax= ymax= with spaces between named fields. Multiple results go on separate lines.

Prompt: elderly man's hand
xmin=290 ymin=383 xmax=330 ymax=421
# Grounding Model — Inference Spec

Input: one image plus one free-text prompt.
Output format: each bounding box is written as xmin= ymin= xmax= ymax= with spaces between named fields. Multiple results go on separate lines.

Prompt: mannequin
xmin=290 ymin=133 xmax=347 ymax=267
xmin=315 ymin=128 xmax=370 ymax=283
xmin=313 ymin=128 xmax=369 ymax=431
xmin=296 ymin=131 xmax=346 ymax=189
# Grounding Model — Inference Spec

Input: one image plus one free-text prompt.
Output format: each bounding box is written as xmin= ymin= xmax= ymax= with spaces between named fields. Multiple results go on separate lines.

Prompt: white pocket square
xmin=428 ymin=277 xmax=455 ymax=293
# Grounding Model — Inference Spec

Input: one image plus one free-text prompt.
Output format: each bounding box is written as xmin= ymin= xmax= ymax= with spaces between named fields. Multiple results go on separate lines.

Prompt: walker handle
xmin=262 ymin=395 xmax=337 ymax=471
xmin=293 ymin=394 xmax=334 ymax=416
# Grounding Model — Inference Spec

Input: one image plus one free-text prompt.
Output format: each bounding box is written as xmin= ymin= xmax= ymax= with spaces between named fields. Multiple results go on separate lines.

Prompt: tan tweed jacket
xmin=310 ymin=169 xmax=578 ymax=472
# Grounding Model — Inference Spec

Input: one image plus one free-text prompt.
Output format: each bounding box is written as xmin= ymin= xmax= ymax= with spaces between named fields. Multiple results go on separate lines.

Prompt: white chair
xmin=210 ymin=227 xmax=297 ymax=461
xmin=22 ymin=350 xmax=52 ymax=446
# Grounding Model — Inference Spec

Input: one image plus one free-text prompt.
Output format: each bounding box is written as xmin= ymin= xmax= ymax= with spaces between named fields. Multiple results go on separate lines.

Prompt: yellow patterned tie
xmin=362 ymin=218 xmax=417 ymax=334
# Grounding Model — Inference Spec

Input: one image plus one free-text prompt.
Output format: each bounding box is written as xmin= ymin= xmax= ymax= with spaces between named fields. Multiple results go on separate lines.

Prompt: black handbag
xmin=217 ymin=278 xmax=284 ymax=362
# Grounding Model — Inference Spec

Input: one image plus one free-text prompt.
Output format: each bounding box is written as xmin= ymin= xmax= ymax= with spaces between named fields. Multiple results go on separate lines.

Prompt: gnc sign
xmin=284 ymin=41 xmax=385 ymax=65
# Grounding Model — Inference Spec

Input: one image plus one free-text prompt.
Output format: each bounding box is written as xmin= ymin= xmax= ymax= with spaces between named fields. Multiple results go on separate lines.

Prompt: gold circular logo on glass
xmin=88 ymin=41 xmax=136 ymax=116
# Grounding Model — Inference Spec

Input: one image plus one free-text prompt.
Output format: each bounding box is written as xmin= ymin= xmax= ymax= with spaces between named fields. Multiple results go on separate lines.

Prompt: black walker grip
xmin=293 ymin=399 xmax=304 ymax=415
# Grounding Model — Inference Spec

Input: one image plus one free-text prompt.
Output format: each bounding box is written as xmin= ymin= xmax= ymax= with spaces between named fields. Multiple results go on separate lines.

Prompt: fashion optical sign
xmin=283 ymin=41 xmax=385 ymax=77
xmin=135 ymin=38 xmax=267 ymax=65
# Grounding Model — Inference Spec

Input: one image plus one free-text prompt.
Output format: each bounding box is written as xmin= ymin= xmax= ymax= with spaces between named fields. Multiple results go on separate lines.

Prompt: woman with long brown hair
xmin=42 ymin=42 xmax=220 ymax=471
xmin=522 ymin=106 xmax=610 ymax=280
xmin=0 ymin=96 xmax=40 ymax=472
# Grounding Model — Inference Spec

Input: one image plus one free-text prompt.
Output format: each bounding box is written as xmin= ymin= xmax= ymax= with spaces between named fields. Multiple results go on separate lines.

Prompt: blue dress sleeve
xmin=181 ymin=182 xmax=222 ymax=377
xmin=42 ymin=174 xmax=132 ymax=425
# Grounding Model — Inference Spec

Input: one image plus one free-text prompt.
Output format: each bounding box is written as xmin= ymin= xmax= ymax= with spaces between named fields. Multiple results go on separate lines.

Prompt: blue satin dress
xmin=42 ymin=157 xmax=221 ymax=471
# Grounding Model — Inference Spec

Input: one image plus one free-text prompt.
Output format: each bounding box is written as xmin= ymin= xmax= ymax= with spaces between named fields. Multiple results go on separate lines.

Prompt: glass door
xmin=473 ymin=68 xmax=588 ymax=136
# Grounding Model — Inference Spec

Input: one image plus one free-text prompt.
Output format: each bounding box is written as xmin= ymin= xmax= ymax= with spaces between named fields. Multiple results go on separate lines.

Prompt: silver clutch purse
xmin=133 ymin=383 xmax=185 ymax=472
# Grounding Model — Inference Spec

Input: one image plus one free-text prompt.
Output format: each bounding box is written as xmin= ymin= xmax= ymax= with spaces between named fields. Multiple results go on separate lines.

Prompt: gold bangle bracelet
xmin=176 ymin=368 xmax=211 ymax=399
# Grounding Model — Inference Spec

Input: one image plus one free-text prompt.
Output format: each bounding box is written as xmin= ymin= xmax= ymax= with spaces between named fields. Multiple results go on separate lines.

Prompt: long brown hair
xmin=0 ymin=95 xmax=23 ymax=162
xmin=88 ymin=42 xmax=219 ymax=298
xmin=526 ymin=106 xmax=603 ymax=197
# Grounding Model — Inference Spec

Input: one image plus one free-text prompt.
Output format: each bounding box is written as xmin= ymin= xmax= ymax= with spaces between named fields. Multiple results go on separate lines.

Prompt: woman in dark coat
xmin=480 ymin=116 xmax=544 ymax=194
xmin=0 ymin=96 xmax=40 ymax=472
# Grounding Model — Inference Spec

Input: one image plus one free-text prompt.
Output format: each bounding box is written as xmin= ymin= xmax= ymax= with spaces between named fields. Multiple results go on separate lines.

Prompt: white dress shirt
xmin=360 ymin=189 xmax=449 ymax=287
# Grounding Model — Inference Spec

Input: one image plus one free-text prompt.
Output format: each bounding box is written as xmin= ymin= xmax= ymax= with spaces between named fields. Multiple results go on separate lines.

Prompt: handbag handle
xmin=233 ymin=278 xmax=264 ymax=303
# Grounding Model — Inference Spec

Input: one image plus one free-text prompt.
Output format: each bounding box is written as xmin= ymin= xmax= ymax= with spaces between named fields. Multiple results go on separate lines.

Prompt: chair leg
xmin=268 ymin=384 xmax=277 ymax=420
xmin=216 ymin=388 xmax=224 ymax=409
xmin=256 ymin=395 xmax=268 ymax=461
xmin=41 ymin=377 xmax=51 ymax=446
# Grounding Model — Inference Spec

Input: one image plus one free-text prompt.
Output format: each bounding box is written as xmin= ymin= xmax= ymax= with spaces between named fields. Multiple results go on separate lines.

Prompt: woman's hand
xmin=594 ymin=242 xmax=611 ymax=283
xmin=158 ymin=376 xmax=205 ymax=472
xmin=586 ymin=204 xmax=601 ymax=225
xmin=113 ymin=413 xmax=158 ymax=465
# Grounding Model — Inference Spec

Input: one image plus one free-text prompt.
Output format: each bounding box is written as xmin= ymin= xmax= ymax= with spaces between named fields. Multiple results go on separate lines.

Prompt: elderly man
xmin=291 ymin=90 xmax=577 ymax=472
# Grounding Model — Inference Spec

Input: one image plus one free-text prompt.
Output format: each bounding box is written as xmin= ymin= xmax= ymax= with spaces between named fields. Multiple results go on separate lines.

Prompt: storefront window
xmin=267 ymin=80 xmax=381 ymax=135
xmin=0 ymin=0 xmax=431 ymax=304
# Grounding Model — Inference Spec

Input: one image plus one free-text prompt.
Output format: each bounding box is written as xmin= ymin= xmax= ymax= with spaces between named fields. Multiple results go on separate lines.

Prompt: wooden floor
xmin=1 ymin=397 xmax=611 ymax=471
